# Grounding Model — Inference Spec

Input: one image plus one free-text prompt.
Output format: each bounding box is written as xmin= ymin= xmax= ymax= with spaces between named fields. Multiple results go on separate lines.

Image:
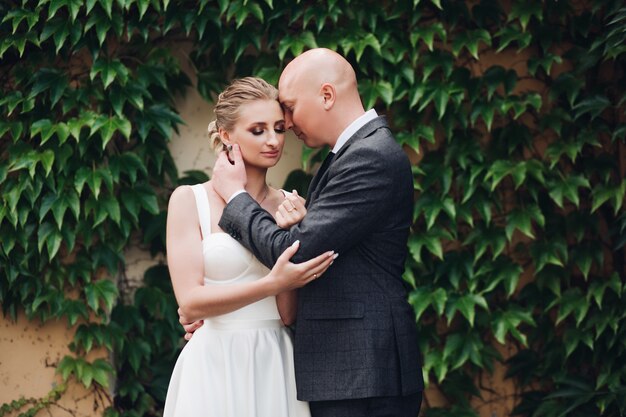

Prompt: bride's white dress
xmin=163 ymin=184 xmax=310 ymax=417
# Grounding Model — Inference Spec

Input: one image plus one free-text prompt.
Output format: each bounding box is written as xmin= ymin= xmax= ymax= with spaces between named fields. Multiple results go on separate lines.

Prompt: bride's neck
xmin=244 ymin=166 xmax=269 ymax=202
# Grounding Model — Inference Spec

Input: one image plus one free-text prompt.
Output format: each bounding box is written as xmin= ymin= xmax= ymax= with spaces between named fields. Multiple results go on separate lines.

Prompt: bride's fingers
xmin=285 ymin=193 xmax=306 ymax=212
xmin=276 ymin=240 xmax=300 ymax=266
xmin=297 ymin=251 xmax=336 ymax=280
xmin=297 ymin=250 xmax=335 ymax=271
xmin=303 ymin=253 xmax=337 ymax=279
xmin=277 ymin=203 xmax=293 ymax=219
xmin=277 ymin=203 xmax=304 ymax=227
xmin=275 ymin=210 xmax=288 ymax=228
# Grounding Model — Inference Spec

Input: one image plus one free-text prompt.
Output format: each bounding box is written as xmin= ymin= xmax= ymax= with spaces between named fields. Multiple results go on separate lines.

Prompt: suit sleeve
xmin=219 ymin=145 xmax=401 ymax=267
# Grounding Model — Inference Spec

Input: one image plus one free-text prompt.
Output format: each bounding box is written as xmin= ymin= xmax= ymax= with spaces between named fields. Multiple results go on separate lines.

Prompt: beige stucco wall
xmin=0 ymin=311 xmax=110 ymax=416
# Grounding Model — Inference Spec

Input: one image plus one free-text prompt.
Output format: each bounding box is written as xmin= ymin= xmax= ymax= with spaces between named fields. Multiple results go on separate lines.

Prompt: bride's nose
xmin=266 ymin=131 xmax=279 ymax=147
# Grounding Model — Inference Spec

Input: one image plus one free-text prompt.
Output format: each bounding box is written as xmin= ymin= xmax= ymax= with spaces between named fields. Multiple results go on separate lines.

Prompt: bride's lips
xmin=261 ymin=150 xmax=280 ymax=158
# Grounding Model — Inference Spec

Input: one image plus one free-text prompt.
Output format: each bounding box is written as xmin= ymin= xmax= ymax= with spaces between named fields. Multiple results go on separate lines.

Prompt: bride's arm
xmin=166 ymin=186 xmax=275 ymax=321
xmin=275 ymin=190 xmax=305 ymax=325
xmin=167 ymin=186 xmax=334 ymax=322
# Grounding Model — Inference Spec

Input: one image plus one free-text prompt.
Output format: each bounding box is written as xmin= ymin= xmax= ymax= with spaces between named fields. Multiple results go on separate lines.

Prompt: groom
xmin=213 ymin=48 xmax=423 ymax=416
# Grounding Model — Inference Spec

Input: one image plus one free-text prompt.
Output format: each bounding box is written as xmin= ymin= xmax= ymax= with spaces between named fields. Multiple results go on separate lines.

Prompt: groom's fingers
xmin=214 ymin=150 xmax=230 ymax=170
xmin=183 ymin=320 xmax=203 ymax=333
xmin=231 ymin=143 xmax=244 ymax=166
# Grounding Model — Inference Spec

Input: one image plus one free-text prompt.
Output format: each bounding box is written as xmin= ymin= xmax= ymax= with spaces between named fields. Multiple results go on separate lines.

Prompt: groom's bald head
xmin=280 ymin=48 xmax=358 ymax=96
xmin=278 ymin=48 xmax=365 ymax=148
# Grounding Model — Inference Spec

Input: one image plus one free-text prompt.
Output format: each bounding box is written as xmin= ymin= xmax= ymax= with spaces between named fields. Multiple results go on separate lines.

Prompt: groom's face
xmin=278 ymin=75 xmax=326 ymax=149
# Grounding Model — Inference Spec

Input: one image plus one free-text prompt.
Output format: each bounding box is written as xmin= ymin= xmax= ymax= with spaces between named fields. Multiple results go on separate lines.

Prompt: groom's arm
xmin=219 ymin=145 xmax=408 ymax=268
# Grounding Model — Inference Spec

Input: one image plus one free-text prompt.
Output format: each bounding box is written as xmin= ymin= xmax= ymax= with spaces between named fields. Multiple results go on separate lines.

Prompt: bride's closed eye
xmin=274 ymin=122 xmax=286 ymax=134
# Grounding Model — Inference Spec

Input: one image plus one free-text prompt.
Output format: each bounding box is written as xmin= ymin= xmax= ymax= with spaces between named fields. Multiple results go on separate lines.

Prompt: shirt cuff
xmin=227 ymin=189 xmax=247 ymax=203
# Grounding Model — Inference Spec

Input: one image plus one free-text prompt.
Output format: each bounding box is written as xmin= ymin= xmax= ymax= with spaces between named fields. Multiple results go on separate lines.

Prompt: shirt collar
xmin=331 ymin=109 xmax=378 ymax=154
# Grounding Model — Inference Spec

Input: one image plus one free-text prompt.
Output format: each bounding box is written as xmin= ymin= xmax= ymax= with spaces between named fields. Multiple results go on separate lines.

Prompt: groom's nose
xmin=284 ymin=111 xmax=294 ymax=130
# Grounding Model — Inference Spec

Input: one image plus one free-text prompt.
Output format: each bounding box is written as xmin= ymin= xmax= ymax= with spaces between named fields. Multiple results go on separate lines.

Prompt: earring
xmin=226 ymin=144 xmax=233 ymax=152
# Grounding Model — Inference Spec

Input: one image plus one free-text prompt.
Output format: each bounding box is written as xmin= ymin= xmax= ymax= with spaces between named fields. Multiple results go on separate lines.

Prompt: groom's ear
xmin=320 ymin=83 xmax=335 ymax=110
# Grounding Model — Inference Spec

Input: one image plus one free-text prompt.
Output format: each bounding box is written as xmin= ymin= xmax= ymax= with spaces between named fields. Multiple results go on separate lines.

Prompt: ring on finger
xmin=313 ymin=273 xmax=318 ymax=279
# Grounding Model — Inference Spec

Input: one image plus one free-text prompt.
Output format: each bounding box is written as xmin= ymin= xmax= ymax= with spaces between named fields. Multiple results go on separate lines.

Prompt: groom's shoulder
xmin=357 ymin=122 xmax=406 ymax=159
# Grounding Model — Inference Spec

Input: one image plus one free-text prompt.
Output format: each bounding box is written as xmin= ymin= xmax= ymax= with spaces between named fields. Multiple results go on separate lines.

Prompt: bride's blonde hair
xmin=207 ymin=77 xmax=279 ymax=152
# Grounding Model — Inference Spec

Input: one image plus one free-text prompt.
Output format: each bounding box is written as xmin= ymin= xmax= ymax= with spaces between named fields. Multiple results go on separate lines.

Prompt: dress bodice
xmin=191 ymin=184 xmax=280 ymax=322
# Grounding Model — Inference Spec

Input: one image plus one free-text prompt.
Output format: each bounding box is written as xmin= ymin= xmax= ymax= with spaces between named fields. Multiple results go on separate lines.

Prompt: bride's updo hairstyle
xmin=207 ymin=77 xmax=279 ymax=152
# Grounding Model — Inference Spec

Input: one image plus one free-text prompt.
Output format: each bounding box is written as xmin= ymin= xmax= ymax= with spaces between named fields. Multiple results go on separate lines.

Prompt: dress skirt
xmin=163 ymin=318 xmax=310 ymax=417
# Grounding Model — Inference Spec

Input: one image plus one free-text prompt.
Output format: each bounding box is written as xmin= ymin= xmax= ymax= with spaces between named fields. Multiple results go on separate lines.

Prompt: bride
xmin=163 ymin=77 xmax=334 ymax=417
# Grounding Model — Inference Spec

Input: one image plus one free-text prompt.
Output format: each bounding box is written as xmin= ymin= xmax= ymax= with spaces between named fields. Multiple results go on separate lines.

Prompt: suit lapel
xmin=306 ymin=151 xmax=334 ymax=202
xmin=306 ymin=116 xmax=390 ymax=204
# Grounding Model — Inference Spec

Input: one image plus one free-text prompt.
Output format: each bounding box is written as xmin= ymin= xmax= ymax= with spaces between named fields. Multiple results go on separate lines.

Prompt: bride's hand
xmin=276 ymin=190 xmax=307 ymax=229
xmin=267 ymin=241 xmax=336 ymax=292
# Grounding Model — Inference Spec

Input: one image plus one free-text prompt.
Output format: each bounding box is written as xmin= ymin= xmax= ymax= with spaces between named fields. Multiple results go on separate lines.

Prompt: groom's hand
xmin=178 ymin=308 xmax=203 ymax=341
xmin=212 ymin=144 xmax=247 ymax=202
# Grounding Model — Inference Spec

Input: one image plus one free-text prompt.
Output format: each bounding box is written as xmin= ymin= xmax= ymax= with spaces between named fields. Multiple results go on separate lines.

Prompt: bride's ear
xmin=219 ymin=128 xmax=230 ymax=144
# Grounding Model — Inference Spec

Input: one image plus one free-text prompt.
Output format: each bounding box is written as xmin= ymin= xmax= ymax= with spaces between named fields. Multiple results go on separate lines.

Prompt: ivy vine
xmin=1 ymin=1 xmax=624 ymax=417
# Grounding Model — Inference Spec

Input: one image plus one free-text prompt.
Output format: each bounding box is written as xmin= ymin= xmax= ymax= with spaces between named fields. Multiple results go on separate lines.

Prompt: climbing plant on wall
xmin=1 ymin=0 xmax=625 ymax=416
xmin=0 ymin=0 xmax=189 ymax=415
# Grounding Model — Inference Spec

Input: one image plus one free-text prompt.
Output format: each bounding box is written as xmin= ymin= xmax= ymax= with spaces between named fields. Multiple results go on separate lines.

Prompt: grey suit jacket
xmin=220 ymin=116 xmax=423 ymax=401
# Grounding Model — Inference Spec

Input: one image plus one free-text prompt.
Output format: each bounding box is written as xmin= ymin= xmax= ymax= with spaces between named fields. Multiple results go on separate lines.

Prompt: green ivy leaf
xmin=556 ymin=289 xmax=589 ymax=326
xmin=507 ymin=205 xmax=544 ymax=239
xmin=492 ymin=308 xmax=534 ymax=345
xmin=573 ymin=95 xmax=611 ymax=120
xmin=91 ymin=358 xmax=114 ymax=387
xmin=548 ymin=175 xmax=590 ymax=208
xmin=446 ymin=293 xmax=488 ymax=326
xmin=452 ymin=29 xmax=491 ymax=59
xmin=31 ymin=119 xmax=56 ymax=145
xmin=57 ymin=356 xmax=76 ymax=381
xmin=134 ymin=184 xmax=159 ymax=214
xmin=592 ymin=180 xmax=626 ymax=214
xmin=509 ymin=1 xmax=542 ymax=31
xmin=495 ymin=25 xmax=532 ymax=52
xmin=85 ymin=279 xmax=118 ymax=313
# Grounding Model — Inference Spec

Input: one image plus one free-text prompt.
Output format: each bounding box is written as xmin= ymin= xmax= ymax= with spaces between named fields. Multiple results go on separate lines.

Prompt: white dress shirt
xmin=332 ymin=109 xmax=378 ymax=154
